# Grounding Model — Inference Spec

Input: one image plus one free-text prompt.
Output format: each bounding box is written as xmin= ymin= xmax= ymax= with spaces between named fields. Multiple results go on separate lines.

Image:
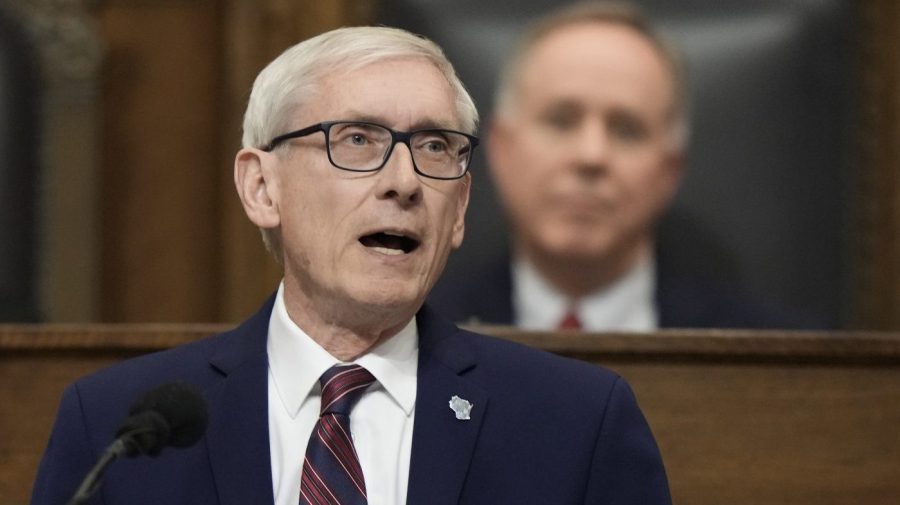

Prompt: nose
xmin=572 ymin=119 xmax=609 ymax=177
xmin=375 ymin=141 xmax=422 ymax=206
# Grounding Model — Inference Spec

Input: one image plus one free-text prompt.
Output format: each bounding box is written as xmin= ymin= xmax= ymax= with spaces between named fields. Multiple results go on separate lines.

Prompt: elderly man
xmin=430 ymin=1 xmax=794 ymax=331
xmin=32 ymin=26 xmax=670 ymax=504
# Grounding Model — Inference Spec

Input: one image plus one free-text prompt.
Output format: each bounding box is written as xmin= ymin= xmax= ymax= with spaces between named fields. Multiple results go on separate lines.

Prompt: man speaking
xmin=32 ymin=25 xmax=671 ymax=504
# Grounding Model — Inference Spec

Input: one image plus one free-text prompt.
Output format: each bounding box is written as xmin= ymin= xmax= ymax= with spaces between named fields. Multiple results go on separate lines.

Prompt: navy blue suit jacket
xmin=428 ymin=255 xmax=811 ymax=329
xmin=32 ymin=297 xmax=671 ymax=504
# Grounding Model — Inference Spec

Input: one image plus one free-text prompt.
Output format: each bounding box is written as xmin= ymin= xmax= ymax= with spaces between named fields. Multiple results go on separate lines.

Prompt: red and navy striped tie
xmin=300 ymin=364 xmax=376 ymax=505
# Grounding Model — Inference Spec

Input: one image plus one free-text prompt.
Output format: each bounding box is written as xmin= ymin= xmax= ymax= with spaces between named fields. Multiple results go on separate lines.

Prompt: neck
xmin=518 ymin=240 xmax=652 ymax=300
xmin=297 ymin=323 xmax=402 ymax=362
xmin=282 ymin=282 xmax=414 ymax=362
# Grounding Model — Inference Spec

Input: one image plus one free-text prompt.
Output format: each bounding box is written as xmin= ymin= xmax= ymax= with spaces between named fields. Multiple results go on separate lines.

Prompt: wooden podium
xmin=4 ymin=325 xmax=900 ymax=504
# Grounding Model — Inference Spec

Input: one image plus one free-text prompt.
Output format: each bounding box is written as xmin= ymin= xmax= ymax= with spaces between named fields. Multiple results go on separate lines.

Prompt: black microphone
xmin=66 ymin=381 xmax=209 ymax=505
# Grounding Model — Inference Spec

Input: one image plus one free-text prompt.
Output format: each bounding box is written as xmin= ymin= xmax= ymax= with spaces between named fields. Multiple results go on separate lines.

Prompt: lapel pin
xmin=449 ymin=395 xmax=473 ymax=420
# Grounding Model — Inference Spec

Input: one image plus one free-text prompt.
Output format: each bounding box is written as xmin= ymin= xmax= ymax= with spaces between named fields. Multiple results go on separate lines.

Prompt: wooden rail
xmin=3 ymin=325 xmax=900 ymax=504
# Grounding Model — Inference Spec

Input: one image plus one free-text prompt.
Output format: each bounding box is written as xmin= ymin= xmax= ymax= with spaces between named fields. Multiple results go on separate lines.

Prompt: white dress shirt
xmin=513 ymin=254 xmax=659 ymax=331
xmin=267 ymin=283 xmax=418 ymax=505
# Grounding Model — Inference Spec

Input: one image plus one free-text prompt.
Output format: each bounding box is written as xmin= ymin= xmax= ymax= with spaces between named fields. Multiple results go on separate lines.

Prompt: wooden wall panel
xmin=854 ymin=1 xmax=900 ymax=329
xmin=98 ymin=1 xmax=223 ymax=321
xmin=4 ymin=0 xmax=104 ymax=322
xmin=93 ymin=0 xmax=378 ymax=323
xmin=1 ymin=353 xmax=129 ymax=504
xmin=4 ymin=326 xmax=900 ymax=504
xmin=617 ymin=363 xmax=900 ymax=504
xmin=217 ymin=0 xmax=379 ymax=321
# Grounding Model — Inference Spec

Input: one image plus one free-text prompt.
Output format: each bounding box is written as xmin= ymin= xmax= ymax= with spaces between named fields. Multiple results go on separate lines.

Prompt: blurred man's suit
xmin=429 ymin=251 xmax=803 ymax=329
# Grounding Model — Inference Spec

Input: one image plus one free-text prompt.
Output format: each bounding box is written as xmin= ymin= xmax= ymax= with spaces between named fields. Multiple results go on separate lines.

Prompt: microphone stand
xmin=66 ymin=432 xmax=141 ymax=505
xmin=64 ymin=382 xmax=206 ymax=504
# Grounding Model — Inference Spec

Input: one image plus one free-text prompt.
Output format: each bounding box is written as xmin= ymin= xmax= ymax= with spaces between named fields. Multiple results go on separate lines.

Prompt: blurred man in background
xmin=430 ymin=1 xmax=795 ymax=330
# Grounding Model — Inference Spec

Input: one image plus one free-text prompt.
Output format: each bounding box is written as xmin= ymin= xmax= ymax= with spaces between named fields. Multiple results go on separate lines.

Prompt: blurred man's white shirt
xmin=514 ymin=255 xmax=658 ymax=331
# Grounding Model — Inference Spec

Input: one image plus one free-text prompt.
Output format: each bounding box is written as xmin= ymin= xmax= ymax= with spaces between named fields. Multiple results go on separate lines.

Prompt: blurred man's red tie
xmin=558 ymin=310 xmax=582 ymax=330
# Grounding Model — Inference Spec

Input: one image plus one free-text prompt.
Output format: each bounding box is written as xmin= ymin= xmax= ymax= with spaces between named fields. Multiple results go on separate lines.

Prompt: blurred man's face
xmin=266 ymin=58 xmax=470 ymax=328
xmin=489 ymin=22 xmax=682 ymax=278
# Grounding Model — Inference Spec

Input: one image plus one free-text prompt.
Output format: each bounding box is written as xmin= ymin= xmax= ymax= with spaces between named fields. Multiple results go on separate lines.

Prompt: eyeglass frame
xmin=261 ymin=120 xmax=480 ymax=180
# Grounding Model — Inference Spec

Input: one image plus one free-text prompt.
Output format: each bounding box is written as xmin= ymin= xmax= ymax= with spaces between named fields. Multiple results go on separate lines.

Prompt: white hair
xmin=242 ymin=25 xmax=478 ymax=150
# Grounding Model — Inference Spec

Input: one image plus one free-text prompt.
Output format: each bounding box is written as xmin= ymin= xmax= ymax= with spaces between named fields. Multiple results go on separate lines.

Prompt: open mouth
xmin=359 ymin=231 xmax=420 ymax=255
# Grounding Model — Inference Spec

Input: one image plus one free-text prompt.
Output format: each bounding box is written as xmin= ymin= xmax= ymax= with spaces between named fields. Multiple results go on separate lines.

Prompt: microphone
xmin=116 ymin=381 xmax=209 ymax=456
xmin=66 ymin=381 xmax=209 ymax=505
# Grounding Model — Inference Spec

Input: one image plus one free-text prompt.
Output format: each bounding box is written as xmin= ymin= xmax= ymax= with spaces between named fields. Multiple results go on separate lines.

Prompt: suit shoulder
xmin=72 ymin=327 xmax=244 ymax=403
xmin=456 ymin=328 xmax=623 ymax=394
xmin=427 ymin=256 xmax=514 ymax=325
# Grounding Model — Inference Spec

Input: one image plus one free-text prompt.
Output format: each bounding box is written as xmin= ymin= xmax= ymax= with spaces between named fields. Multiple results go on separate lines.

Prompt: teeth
xmin=372 ymin=246 xmax=405 ymax=256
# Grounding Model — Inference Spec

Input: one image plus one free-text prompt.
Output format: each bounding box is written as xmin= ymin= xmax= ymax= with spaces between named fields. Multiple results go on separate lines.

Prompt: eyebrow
xmin=340 ymin=111 xmax=460 ymax=131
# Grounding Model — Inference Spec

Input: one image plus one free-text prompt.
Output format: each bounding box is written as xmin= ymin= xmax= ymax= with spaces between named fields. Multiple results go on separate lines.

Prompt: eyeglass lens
xmin=327 ymin=122 xmax=471 ymax=179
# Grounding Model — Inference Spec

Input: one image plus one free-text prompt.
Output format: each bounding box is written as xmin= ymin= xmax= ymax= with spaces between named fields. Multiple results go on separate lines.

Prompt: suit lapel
xmin=406 ymin=306 xmax=488 ymax=504
xmin=197 ymin=298 xmax=488 ymax=504
xmin=205 ymin=297 xmax=276 ymax=505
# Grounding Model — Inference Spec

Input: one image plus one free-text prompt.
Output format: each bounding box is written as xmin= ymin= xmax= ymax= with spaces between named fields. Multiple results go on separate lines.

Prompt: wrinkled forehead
xmin=299 ymin=57 xmax=463 ymax=129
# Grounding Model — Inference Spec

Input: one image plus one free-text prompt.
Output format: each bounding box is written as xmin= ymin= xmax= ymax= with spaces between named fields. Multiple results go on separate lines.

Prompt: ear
xmin=660 ymin=146 xmax=686 ymax=203
xmin=234 ymin=147 xmax=281 ymax=229
xmin=486 ymin=117 xmax=513 ymax=182
xmin=450 ymin=172 xmax=471 ymax=249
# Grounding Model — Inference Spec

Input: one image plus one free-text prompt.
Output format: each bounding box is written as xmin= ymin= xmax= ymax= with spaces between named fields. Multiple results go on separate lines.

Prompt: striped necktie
xmin=300 ymin=364 xmax=376 ymax=505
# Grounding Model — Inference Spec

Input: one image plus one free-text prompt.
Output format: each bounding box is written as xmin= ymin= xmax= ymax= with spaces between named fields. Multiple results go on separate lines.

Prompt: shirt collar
xmin=512 ymin=254 xmax=658 ymax=331
xmin=267 ymin=282 xmax=418 ymax=418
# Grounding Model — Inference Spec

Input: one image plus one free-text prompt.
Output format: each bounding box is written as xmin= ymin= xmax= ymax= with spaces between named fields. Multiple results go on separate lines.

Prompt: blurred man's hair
xmin=494 ymin=1 xmax=689 ymax=149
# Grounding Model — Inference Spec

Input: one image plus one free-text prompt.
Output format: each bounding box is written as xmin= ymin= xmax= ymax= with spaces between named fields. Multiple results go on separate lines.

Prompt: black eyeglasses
xmin=263 ymin=120 xmax=479 ymax=180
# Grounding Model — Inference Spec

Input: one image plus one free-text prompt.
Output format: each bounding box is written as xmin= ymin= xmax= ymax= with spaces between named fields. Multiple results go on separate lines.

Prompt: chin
xmin=540 ymin=232 xmax=615 ymax=261
xmin=351 ymin=283 xmax=424 ymax=313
